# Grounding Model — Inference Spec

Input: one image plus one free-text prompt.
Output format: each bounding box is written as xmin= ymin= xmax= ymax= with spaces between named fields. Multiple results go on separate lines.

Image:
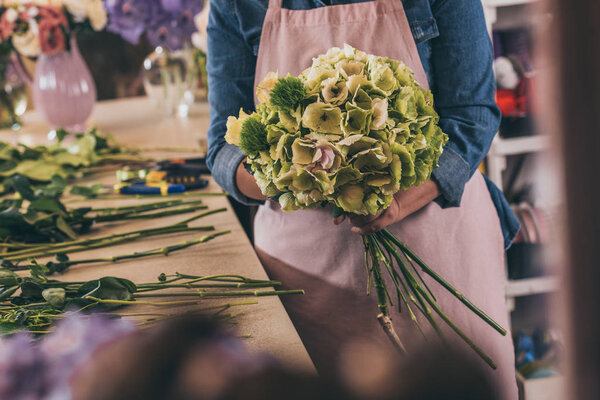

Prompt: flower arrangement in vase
xmin=104 ymin=0 xmax=206 ymax=117
xmin=0 ymin=0 xmax=107 ymax=133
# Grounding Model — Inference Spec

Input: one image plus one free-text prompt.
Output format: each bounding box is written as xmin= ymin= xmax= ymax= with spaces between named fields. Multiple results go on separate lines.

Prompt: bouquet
xmin=225 ymin=45 xmax=507 ymax=368
xmin=104 ymin=0 xmax=204 ymax=52
xmin=0 ymin=0 xmax=107 ymax=57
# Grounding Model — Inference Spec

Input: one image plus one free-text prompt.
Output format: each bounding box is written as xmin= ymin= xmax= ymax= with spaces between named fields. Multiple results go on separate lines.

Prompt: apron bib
xmin=253 ymin=1 xmax=517 ymax=398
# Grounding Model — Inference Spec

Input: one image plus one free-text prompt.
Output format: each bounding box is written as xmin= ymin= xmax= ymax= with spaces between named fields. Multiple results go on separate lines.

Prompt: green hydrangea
xmin=225 ymin=44 xmax=448 ymax=215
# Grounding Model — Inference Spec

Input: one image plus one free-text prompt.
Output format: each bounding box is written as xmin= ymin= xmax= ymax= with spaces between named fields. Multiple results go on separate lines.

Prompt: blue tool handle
xmin=119 ymin=184 xmax=186 ymax=195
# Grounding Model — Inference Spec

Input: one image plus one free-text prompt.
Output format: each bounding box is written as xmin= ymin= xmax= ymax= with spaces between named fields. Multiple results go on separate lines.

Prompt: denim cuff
xmin=431 ymin=147 xmax=471 ymax=208
xmin=212 ymin=143 xmax=265 ymax=206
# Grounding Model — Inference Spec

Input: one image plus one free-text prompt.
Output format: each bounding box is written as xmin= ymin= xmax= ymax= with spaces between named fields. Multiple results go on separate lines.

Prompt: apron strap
xmin=268 ymin=0 xmax=283 ymax=10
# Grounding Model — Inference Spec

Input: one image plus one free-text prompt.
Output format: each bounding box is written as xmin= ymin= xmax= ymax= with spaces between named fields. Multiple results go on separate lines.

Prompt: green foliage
xmin=239 ymin=117 xmax=269 ymax=154
xmin=70 ymin=183 xmax=103 ymax=198
xmin=269 ymin=75 xmax=307 ymax=112
xmin=0 ymin=128 xmax=131 ymax=194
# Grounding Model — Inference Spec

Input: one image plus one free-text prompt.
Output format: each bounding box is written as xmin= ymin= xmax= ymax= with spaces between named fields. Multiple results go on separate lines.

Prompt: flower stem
xmin=133 ymin=289 xmax=304 ymax=298
xmin=381 ymin=230 xmax=507 ymax=336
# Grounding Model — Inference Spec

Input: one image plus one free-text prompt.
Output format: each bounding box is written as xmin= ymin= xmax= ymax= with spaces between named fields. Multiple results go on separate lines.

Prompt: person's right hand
xmin=236 ymin=160 xmax=267 ymax=201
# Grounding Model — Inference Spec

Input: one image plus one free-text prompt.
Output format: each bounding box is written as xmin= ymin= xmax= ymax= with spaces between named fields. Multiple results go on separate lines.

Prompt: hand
xmin=333 ymin=180 xmax=442 ymax=235
xmin=235 ymin=160 xmax=267 ymax=201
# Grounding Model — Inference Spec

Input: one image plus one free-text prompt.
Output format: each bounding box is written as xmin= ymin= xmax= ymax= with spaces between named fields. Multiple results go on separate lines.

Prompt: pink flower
xmin=37 ymin=6 xmax=68 ymax=55
xmin=315 ymin=145 xmax=336 ymax=170
xmin=0 ymin=12 xmax=16 ymax=41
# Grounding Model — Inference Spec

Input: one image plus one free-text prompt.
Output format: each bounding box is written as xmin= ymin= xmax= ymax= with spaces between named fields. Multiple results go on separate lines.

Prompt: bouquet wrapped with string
xmin=225 ymin=45 xmax=506 ymax=368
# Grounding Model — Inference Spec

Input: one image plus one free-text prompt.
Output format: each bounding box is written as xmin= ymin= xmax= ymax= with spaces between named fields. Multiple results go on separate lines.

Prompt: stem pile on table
xmin=0 ymin=266 xmax=303 ymax=335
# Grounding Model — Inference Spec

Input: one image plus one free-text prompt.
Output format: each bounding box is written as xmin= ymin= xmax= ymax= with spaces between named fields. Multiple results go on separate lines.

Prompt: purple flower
xmin=0 ymin=334 xmax=48 ymax=399
xmin=146 ymin=15 xmax=184 ymax=51
xmin=0 ymin=313 xmax=134 ymax=400
xmin=104 ymin=0 xmax=159 ymax=44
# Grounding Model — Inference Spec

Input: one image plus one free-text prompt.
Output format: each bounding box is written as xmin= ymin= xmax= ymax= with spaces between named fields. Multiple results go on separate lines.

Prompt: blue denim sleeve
xmin=206 ymin=0 xmax=265 ymax=206
xmin=429 ymin=0 xmax=502 ymax=207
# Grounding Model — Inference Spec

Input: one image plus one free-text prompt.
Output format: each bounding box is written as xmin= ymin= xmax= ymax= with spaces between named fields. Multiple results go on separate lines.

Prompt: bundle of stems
xmin=363 ymin=229 xmax=507 ymax=369
xmin=0 ymin=270 xmax=303 ymax=335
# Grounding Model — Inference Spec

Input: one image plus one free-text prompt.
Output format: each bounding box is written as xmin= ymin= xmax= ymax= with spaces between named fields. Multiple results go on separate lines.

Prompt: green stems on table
xmin=133 ymin=289 xmax=304 ymax=299
xmin=66 ymin=231 xmax=232 ymax=266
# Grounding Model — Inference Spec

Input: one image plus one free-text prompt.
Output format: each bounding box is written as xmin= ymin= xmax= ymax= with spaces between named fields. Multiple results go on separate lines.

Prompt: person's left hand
xmin=333 ymin=179 xmax=442 ymax=235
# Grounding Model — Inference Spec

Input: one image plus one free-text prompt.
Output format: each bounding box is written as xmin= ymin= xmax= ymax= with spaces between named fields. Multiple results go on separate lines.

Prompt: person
xmin=206 ymin=1 xmax=520 ymax=399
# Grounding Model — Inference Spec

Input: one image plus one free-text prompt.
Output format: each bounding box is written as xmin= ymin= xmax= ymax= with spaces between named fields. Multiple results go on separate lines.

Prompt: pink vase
xmin=26 ymin=37 xmax=96 ymax=133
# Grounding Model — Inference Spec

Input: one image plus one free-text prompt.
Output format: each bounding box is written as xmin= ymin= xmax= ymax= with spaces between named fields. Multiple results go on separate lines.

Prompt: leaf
xmin=19 ymin=280 xmax=44 ymax=300
xmin=40 ymin=175 xmax=67 ymax=197
xmin=9 ymin=160 xmax=65 ymax=182
xmin=70 ymin=183 xmax=103 ymax=198
xmin=42 ymin=288 xmax=65 ymax=308
xmin=0 ymin=269 xmax=20 ymax=286
xmin=0 ymin=285 xmax=19 ymax=300
xmin=29 ymin=260 xmax=49 ymax=282
xmin=0 ymin=208 xmax=34 ymax=238
xmin=77 ymin=277 xmax=137 ymax=308
xmin=9 ymin=174 xmax=35 ymax=201
xmin=29 ymin=197 xmax=65 ymax=214
xmin=55 ymin=129 xmax=69 ymax=143
xmin=56 ymin=217 xmax=77 ymax=240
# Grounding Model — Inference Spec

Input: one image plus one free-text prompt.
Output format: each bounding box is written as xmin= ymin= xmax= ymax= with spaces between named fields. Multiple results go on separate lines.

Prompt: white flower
xmin=4 ymin=8 xmax=18 ymax=23
xmin=87 ymin=0 xmax=107 ymax=31
xmin=12 ymin=29 xmax=40 ymax=58
xmin=371 ymin=98 xmax=388 ymax=130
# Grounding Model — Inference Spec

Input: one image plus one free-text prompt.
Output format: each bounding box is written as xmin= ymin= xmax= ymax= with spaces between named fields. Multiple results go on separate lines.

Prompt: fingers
xmin=333 ymin=215 xmax=346 ymax=225
xmin=348 ymin=213 xmax=379 ymax=227
xmin=351 ymin=215 xmax=390 ymax=235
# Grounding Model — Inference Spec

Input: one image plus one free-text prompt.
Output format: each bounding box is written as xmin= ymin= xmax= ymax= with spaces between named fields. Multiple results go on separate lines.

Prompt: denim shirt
xmin=206 ymin=0 xmax=520 ymax=249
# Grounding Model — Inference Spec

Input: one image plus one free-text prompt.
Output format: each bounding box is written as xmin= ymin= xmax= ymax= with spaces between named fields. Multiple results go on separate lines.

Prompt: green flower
xmin=321 ymin=77 xmax=349 ymax=105
xmin=270 ymin=75 xmax=307 ymax=112
xmin=337 ymin=184 xmax=364 ymax=213
xmin=368 ymin=59 xmax=398 ymax=95
xmin=302 ymin=103 xmax=343 ymax=134
xmin=291 ymin=139 xmax=316 ymax=165
xmin=341 ymin=103 xmax=372 ymax=136
xmin=239 ymin=117 xmax=269 ymax=155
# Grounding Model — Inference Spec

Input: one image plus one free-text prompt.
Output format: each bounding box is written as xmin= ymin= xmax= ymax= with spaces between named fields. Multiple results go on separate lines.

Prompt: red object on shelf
xmin=496 ymin=75 xmax=536 ymax=118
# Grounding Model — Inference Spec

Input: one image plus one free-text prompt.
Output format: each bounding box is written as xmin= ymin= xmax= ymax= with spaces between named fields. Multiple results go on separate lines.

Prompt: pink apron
xmin=253 ymin=1 xmax=517 ymax=398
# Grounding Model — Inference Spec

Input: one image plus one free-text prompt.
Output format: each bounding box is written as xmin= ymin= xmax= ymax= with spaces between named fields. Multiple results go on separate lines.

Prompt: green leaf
xmin=55 ymin=129 xmax=69 ymax=143
xmin=0 ymin=269 xmax=20 ymax=286
xmin=19 ymin=280 xmax=44 ymax=300
xmin=56 ymin=217 xmax=77 ymax=240
xmin=77 ymin=277 xmax=137 ymax=308
xmin=9 ymin=174 xmax=35 ymax=200
xmin=9 ymin=160 xmax=65 ymax=182
xmin=70 ymin=183 xmax=103 ymax=199
xmin=40 ymin=175 xmax=67 ymax=197
xmin=0 ymin=285 xmax=19 ymax=300
xmin=29 ymin=197 xmax=65 ymax=214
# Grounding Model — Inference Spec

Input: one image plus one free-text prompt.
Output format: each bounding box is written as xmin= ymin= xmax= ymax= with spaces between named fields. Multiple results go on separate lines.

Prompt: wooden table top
xmin=0 ymin=97 xmax=314 ymax=373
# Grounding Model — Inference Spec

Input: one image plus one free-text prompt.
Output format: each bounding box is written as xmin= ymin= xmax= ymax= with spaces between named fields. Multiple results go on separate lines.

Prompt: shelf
xmin=506 ymin=276 xmax=558 ymax=298
xmin=485 ymin=0 xmax=536 ymax=7
xmin=490 ymin=135 xmax=549 ymax=156
xmin=517 ymin=373 xmax=565 ymax=400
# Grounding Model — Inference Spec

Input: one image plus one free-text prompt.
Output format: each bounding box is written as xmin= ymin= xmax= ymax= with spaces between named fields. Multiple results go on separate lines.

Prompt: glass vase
xmin=31 ymin=36 xmax=97 ymax=133
xmin=0 ymin=61 xmax=28 ymax=130
xmin=142 ymin=45 xmax=198 ymax=118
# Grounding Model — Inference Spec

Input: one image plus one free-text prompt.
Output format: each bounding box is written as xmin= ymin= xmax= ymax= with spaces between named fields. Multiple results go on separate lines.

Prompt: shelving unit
xmin=482 ymin=1 xmax=563 ymax=398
